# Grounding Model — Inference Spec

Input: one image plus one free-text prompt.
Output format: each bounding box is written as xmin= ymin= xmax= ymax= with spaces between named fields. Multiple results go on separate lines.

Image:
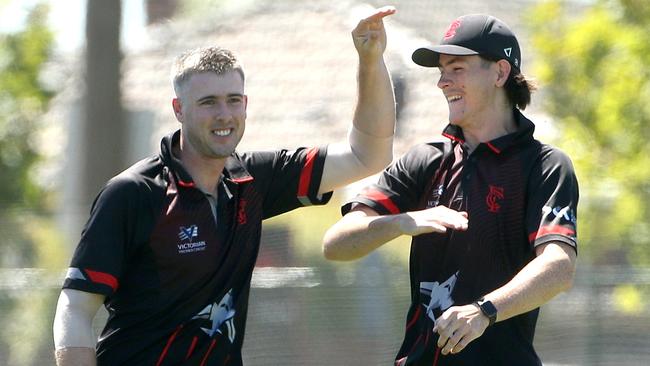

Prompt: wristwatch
xmin=474 ymin=298 xmax=497 ymax=326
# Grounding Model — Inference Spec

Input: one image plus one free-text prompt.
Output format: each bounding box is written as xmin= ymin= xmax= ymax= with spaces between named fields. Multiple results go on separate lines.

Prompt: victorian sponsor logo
xmin=177 ymin=225 xmax=206 ymax=254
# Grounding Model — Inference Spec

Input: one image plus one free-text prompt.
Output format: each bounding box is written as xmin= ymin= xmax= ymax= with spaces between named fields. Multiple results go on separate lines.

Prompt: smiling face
xmin=173 ymin=70 xmax=247 ymax=160
xmin=437 ymin=54 xmax=499 ymax=129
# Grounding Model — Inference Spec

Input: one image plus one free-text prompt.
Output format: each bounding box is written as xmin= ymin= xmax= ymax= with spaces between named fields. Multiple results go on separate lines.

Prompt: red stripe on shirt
xmin=433 ymin=346 xmax=441 ymax=366
xmin=529 ymin=225 xmax=576 ymax=243
xmin=84 ymin=269 xmax=118 ymax=292
xmin=156 ymin=324 xmax=184 ymax=366
xmin=200 ymin=339 xmax=218 ymax=366
xmin=297 ymin=147 xmax=319 ymax=198
xmin=185 ymin=336 xmax=198 ymax=360
xmin=405 ymin=306 xmax=422 ymax=331
xmin=363 ymin=188 xmax=400 ymax=215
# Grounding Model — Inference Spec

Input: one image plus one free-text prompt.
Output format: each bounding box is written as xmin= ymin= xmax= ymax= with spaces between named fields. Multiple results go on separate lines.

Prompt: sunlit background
xmin=1 ymin=0 xmax=649 ymax=364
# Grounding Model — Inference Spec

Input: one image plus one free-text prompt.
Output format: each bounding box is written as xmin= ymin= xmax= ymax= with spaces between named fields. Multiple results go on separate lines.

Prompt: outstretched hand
xmin=352 ymin=6 xmax=396 ymax=60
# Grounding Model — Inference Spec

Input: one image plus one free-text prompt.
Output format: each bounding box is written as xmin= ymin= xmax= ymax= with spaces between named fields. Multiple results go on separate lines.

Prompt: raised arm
xmin=319 ymin=6 xmax=397 ymax=194
xmin=53 ymin=289 xmax=105 ymax=366
xmin=323 ymin=204 xmax=468 ymax=261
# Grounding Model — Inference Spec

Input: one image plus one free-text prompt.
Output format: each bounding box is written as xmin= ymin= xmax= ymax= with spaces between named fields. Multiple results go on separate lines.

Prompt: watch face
xmin=477 ymin=300 xmax=497 ymax=325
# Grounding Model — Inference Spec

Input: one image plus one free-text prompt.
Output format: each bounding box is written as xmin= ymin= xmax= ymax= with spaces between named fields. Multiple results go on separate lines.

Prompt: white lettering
xmin=177 ymin=241 xmax=207 ymax=254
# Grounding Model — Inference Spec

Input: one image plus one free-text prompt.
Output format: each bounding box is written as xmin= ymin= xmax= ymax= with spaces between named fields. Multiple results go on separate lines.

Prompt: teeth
xmin=213 ymin=129 xmax=231 ymax=136
xmin=447 ymin=95 xmax=462 ymax=102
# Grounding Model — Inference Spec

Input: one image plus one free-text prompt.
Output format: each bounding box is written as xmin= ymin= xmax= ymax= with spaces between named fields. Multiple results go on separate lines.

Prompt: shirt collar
xmin=159 ymin=130 xmax=254 ymax=188
xmin=441 ymin=109 xmax=535 ymax=155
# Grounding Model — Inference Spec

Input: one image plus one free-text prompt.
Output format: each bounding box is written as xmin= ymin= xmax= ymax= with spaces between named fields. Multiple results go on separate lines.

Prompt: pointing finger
xmin=361 ymin=6 xmax=396 ymax=23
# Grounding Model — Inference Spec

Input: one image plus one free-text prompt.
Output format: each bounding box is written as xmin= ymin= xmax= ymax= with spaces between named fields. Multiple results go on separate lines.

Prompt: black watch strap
xmin=474 ymin=298 xmax=497 ymax=326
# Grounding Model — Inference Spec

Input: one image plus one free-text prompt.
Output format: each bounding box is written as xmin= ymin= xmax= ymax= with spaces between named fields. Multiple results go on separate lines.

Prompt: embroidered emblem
xmin=178 ymin=225 xmax=198 ymax=241
xmin=177 ymin=225 xmax=206 ymax=254
xmin=237 ymin=200 xmax=247 ymax=225
xmin=444 ymin=19 xmax=462 ymax=40
xmin=420 ymin=272 xmax=459 ymax=322
xmin=486 ymin=185 xmax=504 ymax=213
xmin=191 ymin=289 xmax=236 ymax=342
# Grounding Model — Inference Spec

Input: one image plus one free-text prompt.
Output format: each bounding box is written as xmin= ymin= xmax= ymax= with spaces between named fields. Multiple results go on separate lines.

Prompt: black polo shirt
xmin=63 ymin=130 xmax=332 ymax=365
xmin=343 ymin=110 xmax=578 ymax=366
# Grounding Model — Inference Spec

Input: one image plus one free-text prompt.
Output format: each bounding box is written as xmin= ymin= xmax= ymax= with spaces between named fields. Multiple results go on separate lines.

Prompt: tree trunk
xmin=80 ymin=0 xmax=124 ymax=207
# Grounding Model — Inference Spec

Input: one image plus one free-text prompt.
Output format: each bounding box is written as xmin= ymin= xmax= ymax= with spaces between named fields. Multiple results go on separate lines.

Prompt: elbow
xmin=558 ymin=255 xmax=577 ymax=293
xmin=322 ymin=231 xmax=341 ymax=261
xmin=358 ymin=150 xmax=393 ymax=177
xmin=322 ymin=230 xmax=353 ymax=262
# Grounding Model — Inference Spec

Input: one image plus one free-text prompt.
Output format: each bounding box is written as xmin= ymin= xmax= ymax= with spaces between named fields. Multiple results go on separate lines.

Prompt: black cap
xmin=412 ymin=14 xmax=521 ymax=71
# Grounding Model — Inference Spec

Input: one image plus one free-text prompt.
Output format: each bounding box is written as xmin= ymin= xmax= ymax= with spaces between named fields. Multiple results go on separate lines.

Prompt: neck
xmin=460 ymin=108 xmax=516 ymax=153
xmin=178 ymin=147 xmax=226 ymax=195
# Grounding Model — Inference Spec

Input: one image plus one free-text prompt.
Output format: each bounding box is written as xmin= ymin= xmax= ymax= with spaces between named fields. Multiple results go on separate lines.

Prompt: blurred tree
xmin=528 ymin=0 xmax=650 ymax=265
xmin=0 ymin=3 xmax=52 ymax=211
xmin=0 ymin=3 xmax=53 ymax=266
xmin=0 ymin=3 xmax=62 ymax=365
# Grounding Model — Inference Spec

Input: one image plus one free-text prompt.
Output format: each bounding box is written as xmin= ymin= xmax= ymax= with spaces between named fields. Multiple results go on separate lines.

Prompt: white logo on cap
xmin=504 ymin=47 xmax=512 ymax=57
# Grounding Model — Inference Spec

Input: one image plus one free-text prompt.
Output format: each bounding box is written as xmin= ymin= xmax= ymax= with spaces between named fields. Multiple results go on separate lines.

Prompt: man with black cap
xmin=323 ymin=14 xmax=578 ymax=365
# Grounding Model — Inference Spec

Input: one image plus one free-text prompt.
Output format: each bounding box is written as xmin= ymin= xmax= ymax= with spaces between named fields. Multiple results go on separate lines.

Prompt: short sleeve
xmin=62 ymin=176 xmax=141 ymax=296
xmin=342 ymin=143 xmax=446 ymax=216
xmin=526 ymin=147 xmax=579 ymax=252
xmin=242 ymin=146 xmax=333 ymax=219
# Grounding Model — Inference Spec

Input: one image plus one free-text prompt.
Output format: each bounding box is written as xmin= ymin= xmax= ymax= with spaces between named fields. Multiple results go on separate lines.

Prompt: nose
xmin=213 ymin=100 xmax=232 ymax=120
xmin=437 ymin=71 xmax=450 ymax=90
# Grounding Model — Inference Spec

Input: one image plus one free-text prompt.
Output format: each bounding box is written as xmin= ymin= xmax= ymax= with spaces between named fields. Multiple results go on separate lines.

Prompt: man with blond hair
xmin=54 ymin=7 xmax=397 ymax=365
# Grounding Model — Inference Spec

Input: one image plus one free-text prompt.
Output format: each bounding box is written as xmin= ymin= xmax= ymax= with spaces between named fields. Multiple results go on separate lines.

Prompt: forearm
xmin=353 ymin=57 xmax=395 ymax=139
xmin=323 ymin=211 xmax=404 ymax=261
xmin=483 ymin=243 xmax=576 ymax=322
xmin=318 ymin=60 xmax=395 ymax=194
xmin=53 ymin=289 xmax=104 ymax=366
xmin=55 ymin=348 xmax=96 ymax=366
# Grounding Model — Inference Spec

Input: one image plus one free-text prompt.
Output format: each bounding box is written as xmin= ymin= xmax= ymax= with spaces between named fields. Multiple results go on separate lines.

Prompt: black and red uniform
xmin=63 ymin=130 xmax=332 ymax=365
xmin=343 ymin=110 xmax=579 ymax=366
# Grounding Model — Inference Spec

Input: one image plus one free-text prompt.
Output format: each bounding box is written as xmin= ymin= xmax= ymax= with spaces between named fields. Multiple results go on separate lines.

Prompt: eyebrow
xmin=196 ymin=93 xmax=244 ymax=103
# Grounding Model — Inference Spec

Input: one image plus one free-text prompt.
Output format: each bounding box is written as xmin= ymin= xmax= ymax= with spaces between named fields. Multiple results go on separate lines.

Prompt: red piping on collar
xmin=486 ymin=142 xmax=501 ymax=154
xmin=442 ymin=132 xmax=464 ymax=144
xmin=178 ymin=180 xmax=195 ymax=187
xmin=232 ymin=176 xmax=254 ymax=183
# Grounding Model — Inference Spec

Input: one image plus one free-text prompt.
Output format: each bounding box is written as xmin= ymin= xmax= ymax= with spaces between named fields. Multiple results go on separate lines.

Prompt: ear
xmin=172 ymin=98 xmax=183 ymax=123
xmin=495 ymin=60 xmax=511 ymax=87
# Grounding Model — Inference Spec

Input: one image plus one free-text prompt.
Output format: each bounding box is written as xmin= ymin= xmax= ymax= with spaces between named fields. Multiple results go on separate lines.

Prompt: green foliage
xmin=0 ymin=3 xmax=53 ymax=210
xmin=528 ymin=0 xmax=650 ymax=265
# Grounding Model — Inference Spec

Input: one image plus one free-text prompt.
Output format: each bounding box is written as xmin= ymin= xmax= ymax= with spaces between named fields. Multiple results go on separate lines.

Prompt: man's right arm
xmin=53 ymin=289 xmax=105 ymax=366
xmin=323 ymin=204 xmax=468 ymax=261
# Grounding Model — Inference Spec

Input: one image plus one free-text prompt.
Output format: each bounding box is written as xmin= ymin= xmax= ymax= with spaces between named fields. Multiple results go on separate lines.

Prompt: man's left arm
xmin=434 ymin=241 xmax=576 ymax=355
xmin=319 ymin=6 xmax=397 ymax=194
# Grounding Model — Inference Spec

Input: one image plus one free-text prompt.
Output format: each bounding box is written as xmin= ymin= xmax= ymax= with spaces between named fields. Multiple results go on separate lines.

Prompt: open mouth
xmin=212 ymin=128 xmax=232 ymax=137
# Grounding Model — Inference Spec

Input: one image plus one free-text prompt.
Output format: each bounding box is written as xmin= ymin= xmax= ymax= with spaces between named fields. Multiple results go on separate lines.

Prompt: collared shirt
xmin=344 ymin=110 xmax=579 ymax=366
xmin=63 ymin=130 xmax=332 ymax=365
